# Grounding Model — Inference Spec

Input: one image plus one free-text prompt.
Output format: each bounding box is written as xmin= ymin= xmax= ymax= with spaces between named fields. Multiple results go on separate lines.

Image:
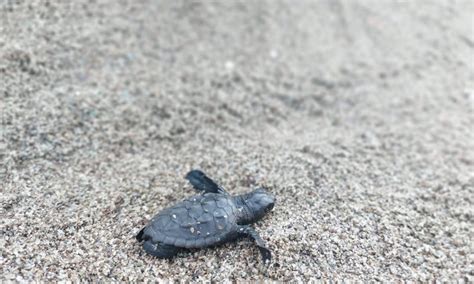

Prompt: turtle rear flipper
xmin=143 ymin=241 xmax=179 ymax=259
xmin=136 ymin=227 xmax=146 ymax=241
xmin=185 ymin=170 xmax=227 ymax=194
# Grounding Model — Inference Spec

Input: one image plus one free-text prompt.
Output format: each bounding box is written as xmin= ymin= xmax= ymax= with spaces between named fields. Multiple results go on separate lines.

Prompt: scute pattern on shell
xmin=143 ymin=193 xmax=238 ymax=248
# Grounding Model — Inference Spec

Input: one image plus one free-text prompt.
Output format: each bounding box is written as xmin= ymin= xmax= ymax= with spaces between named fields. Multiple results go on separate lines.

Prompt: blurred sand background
xmin=1 ymin=0 xmax=473 ymax=281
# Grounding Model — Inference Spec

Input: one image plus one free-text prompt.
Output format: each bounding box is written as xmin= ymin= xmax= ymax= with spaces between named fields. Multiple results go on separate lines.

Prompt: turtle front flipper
xmin=239 ymin=225 xmax=272 ymax=264
xmin=185 ymin=170 xmax=227 ymax=194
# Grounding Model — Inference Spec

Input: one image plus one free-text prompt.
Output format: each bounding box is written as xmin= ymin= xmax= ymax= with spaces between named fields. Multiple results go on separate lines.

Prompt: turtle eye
xmin=265 ymin=202 xmax=274 ymax=212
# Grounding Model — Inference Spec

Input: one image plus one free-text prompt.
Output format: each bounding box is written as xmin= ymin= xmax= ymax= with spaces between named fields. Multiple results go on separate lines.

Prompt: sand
xmin=1 ymin=0 xmax=473 ymax=281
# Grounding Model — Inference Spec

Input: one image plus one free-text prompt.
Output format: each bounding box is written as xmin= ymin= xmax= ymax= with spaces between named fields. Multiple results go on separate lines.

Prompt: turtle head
xmin=239 ymin=188 xmax=275 ymax=223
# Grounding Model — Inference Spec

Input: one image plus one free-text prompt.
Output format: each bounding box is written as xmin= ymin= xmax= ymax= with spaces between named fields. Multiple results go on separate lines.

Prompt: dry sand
xmin=1 ymin=0 xmax=473 ymax=281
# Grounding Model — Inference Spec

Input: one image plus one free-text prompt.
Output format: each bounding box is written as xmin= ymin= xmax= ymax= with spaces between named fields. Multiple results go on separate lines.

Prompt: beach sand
xmin=1 ymin=0 xmax=473 ymax=281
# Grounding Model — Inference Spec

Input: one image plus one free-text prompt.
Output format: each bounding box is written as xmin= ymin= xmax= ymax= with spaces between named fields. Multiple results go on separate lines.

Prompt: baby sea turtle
xmin=136 ymin=170 xmax=275 ymax=263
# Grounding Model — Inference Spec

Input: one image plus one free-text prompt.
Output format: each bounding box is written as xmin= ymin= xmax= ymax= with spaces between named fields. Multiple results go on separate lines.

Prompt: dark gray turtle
xmin=136 ymin=170 xmax=275 ymax=263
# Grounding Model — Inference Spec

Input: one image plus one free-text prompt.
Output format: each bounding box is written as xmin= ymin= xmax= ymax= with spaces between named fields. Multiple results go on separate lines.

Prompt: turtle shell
xmin=142 ymin=192 xmax=239 ymax=248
